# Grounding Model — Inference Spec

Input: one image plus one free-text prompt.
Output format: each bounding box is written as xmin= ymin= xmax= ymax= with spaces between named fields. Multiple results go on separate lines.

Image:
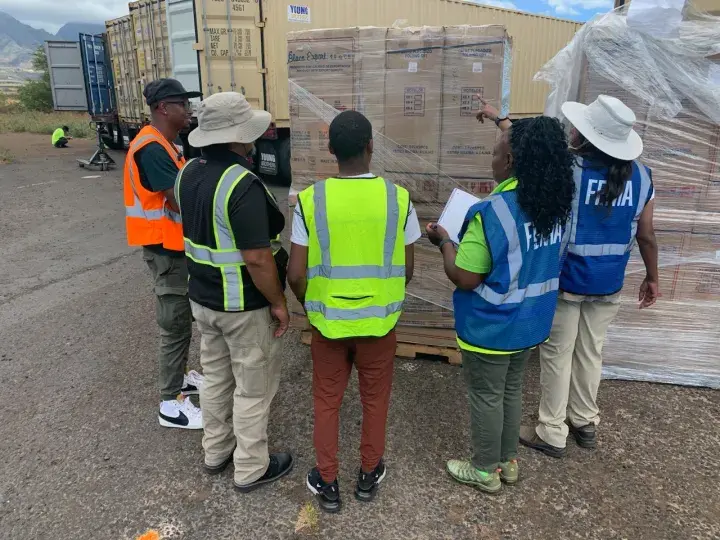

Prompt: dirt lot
xmin=0 ymin=134 xmax=718 ymax=540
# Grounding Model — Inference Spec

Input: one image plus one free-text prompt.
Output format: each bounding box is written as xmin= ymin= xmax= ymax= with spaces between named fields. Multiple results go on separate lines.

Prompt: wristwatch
xmin=438 ymin=238 xmax=454 ymax=251
xmin=495 ymin=116 xmax=509 ymax=127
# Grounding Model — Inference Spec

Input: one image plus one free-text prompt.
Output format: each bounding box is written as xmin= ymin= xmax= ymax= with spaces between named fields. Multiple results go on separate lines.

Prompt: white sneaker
xmin=181 ymin=370 xmax=204 ymax=396
xmin=158 ymin=396 xmax=203 ymax=430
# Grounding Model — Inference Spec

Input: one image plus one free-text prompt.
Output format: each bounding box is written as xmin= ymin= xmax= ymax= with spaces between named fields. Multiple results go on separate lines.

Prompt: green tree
xmin=18 ymin=46 xmax=53 ymax=112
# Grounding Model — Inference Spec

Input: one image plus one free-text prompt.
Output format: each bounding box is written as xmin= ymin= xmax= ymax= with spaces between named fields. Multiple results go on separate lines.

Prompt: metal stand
xmin=77 ymin=125 xmax=116 ymax=172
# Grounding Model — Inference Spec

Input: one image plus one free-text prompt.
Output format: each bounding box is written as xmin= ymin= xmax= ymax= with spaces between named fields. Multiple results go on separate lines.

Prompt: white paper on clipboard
xmin=437 ymin=188 xmax=481 ymax=244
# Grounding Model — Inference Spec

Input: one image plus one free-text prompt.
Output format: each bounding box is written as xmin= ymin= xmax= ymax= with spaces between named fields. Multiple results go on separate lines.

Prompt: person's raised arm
xmin=476 ymin=95 xmax=511 ymax=133
xmin=425 ymin=223 xmax=485 ymax=290
xmin=636 ymin=199 xmax=659 ymax=309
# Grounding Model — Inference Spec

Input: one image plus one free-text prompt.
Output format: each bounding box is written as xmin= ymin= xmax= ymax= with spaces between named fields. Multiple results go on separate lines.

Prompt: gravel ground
xmin=0 ymin=134 xmax=718 ymax=540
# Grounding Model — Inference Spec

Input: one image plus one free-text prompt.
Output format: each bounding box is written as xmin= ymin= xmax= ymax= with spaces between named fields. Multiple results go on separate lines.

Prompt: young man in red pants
xmin=288 ymin=111 xmax=420 ymax=513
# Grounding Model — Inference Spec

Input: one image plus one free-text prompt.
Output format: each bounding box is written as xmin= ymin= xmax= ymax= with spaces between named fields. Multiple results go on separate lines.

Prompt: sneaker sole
xmin=158 ymin=416 xmax=203 ymax=430
xmin=446 ymin=468 xmax=501 ymax=494
xmin=234 ymin=457 xmax=294 ymax=493
xmin=354 ymin=467 xmax=387 ymax=503
xmin=500 ymin=474 xmax=518 ymax=485
xmin=306 ymin=477 xmax=342 ymax=513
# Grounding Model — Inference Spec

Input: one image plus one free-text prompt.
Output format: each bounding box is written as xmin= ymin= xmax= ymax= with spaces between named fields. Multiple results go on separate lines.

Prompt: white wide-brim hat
xmin=189 ymin=92 xmax=271 ymax=148
xmin=561 ymin=94 xmax=643 ymax=161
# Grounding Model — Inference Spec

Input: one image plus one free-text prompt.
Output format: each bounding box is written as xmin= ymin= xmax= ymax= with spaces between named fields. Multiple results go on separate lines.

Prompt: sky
xmin=0 ymin=0 xmax=614 ymax=34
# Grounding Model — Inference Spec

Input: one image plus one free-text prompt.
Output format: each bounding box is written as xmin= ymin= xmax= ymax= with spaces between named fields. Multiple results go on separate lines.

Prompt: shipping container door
xmin=131 ymin=0 xmax=173 ymax=83
xmin=166 ymin=0 xmax=201 ymax=95
xmin=107 ymin=16 xmax=144 ymax=125
xmin=79 ymin=34 xmax=116 ymax=116
xmin=45 ymin=41 xmax=88 ymax=111
xmin=195 ymin=0 xmax=265 ymax=110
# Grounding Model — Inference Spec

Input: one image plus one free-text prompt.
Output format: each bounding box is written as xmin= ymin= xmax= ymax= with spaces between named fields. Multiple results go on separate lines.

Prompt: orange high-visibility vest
xmin=124 ymin=125 xmax=185 ymax=251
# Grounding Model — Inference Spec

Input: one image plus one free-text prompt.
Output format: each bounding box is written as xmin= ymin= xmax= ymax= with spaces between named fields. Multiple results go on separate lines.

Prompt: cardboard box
xmin=383 ymin=27 xmax=445 ymax=177
xmin=578 ymin=58 xmax=651 ymax=138
xmin=622 ymin=230 xmax=689 ymax=302
xmin=674 ymin=233 xmax=720 ymax=302
xmin=287 ymin=27 xmax=388 ymax=189
xmin=438 ymin=26 xmax=507 ymax=180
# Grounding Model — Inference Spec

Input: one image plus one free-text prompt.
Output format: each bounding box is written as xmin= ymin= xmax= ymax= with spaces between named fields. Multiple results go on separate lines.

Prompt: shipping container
xmin=79 ymin=34 xmax=116 ymax=118
xmin=45 ymin=40 xmax=88 ymax=111
xmin=169 ymin=0 xmax=581 ymax=125
xmin=106 ymin=15 xmax=143 ymax=126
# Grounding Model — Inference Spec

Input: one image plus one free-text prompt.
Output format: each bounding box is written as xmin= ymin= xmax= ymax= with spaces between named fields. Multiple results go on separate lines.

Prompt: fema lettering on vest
xmin=584 ymin=178 xmax=634 ymax=207
xmin=523 ymin=221 xmax=564 ymax=252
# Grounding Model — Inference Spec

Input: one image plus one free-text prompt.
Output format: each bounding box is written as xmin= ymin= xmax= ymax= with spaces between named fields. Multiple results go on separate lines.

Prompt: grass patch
xmin=0 ymin=147 xmax=13 ymax=163
xmin=0 ymin=110 xmax=93 ymax=139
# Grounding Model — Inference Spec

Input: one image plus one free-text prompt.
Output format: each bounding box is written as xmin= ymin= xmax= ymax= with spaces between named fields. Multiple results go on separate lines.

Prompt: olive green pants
xmin=143 ymin=248 xmax=193 ymax=401
xmin=462 ymin=348 xmax=531 ymax=473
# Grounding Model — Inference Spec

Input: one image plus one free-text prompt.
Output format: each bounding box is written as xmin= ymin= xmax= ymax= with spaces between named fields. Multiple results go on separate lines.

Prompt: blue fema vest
xmin=560 ymin=158 xmax=653 ymax=296
xmin=454 ymin=189 xmax=568 ymax=351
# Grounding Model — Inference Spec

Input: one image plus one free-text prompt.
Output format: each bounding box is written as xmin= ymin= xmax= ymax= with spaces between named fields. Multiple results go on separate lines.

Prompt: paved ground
xmin=0 ymin=134 xmax=718 ymax=540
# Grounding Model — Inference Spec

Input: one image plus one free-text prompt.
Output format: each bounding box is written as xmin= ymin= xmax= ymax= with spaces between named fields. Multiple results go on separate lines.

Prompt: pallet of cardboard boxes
xmin=287 ymin=24 xmax=512 ymax=362
xmin=287 ymin=9 xmax=720 ymax=387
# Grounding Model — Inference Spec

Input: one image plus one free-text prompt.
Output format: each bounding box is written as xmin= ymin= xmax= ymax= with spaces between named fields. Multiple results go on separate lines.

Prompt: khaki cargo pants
xmin=143 ymin=248 xmax=193 ymax=401
xmin=190 ymin=301 xmax=283 ymax=486
xmin=536 ymin=295 xmax=621 ymax=448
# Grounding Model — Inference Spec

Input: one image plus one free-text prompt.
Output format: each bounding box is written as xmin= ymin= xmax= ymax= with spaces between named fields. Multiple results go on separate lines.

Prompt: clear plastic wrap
xmin=539 ymin=3 xmax=720 ymax=388
xmin=288 ymin=25 xmax=512 ymax=328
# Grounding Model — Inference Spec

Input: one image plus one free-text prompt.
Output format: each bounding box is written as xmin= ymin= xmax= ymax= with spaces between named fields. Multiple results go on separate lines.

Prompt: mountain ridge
xmin=0 ymin=11 xmax=106 ymax=68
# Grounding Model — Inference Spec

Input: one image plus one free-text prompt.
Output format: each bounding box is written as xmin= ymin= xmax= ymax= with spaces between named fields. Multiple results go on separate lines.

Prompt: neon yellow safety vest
xmin=52 ymin=128 xmax=65 ymax=146
xmin=175 ymin=161 xmax=283 ymax=311
xmin=299 ymin=176 xmax=410 ymax=339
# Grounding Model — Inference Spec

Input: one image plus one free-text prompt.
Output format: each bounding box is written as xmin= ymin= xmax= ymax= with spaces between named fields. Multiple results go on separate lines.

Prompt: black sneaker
xmin=204 ymin=447 xmax=235 ymax=475
xmin=306 ymin=467 xmax=341 ymax=513
xmin=567 ymin=421 xmax=597 ymax=449
xmin=234 ymin=452 xmax=294 ymax=493
xmin=355 ymin=459 xmax=387 ymax=502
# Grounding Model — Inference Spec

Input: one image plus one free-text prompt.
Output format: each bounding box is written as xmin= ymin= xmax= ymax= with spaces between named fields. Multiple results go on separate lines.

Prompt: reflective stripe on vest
xmin=567 ymin=158 xmax=651 ymax=257
xmin=304 ymin=301 xmax=405 ymax=320
xmin=125 ymin=133 xmax=182 ymax=223
xmin=305 ymin=177 xmax=404 ymax=319
xmin=177 ymin=163 xmax=283 ymax=311
xmin=474 ymin=195 xmax=564 ymax=306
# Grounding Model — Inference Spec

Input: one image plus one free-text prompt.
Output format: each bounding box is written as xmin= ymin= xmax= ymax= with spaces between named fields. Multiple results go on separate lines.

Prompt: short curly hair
xmin=509 ymin=116 xmax=575 ymax=238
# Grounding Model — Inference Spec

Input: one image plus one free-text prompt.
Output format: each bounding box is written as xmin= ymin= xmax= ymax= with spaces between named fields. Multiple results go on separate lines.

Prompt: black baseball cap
xmin=143 ymin=78 xmax=202 ymax=106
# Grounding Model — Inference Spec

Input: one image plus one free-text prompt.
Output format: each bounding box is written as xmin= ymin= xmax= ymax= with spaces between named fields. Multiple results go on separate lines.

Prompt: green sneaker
xmin=498 ymin=459 xmax=518 ymax=485
xmin=446 ymin=459 xmax=501 ymax=494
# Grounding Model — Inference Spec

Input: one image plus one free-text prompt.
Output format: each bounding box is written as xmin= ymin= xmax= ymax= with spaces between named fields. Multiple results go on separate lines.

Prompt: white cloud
xmin=546 ymin=0 xmax=613 ymax=16
xmin=468 ymin=0 xmax=520 ymax=11
xmin=0 ymin=0 xmax=129 ymax=33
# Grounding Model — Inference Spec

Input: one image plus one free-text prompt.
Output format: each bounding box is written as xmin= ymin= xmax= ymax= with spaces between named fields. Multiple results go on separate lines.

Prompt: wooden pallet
xmin=300 ymin=329 xmax=462 ymax=366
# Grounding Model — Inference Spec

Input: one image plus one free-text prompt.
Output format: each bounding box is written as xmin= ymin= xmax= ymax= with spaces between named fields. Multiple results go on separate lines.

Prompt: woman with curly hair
xmin=426 ymin=113 xmax=575 ymax=493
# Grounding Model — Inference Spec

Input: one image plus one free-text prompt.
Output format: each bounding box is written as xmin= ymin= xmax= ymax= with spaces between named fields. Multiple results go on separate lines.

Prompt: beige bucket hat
xmin=188 ymin=92 xmax=271 ymax=148
xmin=562 ymin=95 xmax=644 ymax=161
